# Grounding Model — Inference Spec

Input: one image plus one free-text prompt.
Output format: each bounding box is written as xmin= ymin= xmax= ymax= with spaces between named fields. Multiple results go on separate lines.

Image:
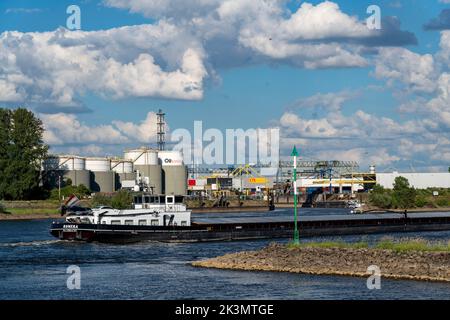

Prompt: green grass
xmin=287 ymin=240 xmax=369 ymax=250
xmin=287 ymin=238 xmax=450 ymax=252
xmin=375 ymin=239 xmax=450 ymax=252
xmin=2 ymin=208 xmax=60 ymax=215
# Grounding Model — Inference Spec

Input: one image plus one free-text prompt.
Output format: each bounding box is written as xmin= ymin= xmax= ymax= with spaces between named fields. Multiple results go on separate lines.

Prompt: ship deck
xmin=192 ymin=211 xmax=450 ymax=225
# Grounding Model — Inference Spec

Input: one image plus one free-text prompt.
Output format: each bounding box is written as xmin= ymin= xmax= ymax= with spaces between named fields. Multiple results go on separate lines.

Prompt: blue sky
xmin=1 ymin=0 xmax=450 ymax=171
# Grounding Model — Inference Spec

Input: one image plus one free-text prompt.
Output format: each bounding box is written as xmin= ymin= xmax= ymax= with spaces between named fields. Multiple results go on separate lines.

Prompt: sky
xmin=1 ymin=0 xmax=450 ymax=172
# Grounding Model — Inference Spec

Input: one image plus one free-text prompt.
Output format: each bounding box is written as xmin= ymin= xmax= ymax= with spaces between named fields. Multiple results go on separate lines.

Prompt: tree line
xmin=369 ymin=176 xmax=450 ymax=209
xmin=0 ymin=108 xmax=48 ymax=200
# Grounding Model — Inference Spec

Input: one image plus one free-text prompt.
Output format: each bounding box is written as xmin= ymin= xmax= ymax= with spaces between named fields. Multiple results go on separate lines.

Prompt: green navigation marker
xmin=292 ymin=146 xmax=300 ymax=244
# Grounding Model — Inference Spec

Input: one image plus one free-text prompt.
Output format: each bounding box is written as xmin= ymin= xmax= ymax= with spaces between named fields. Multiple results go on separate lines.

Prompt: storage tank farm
xmin=85 ymin=157 xmax=115 ymax=193
xmin=42 ymin=155 xmax=90 ymax=189
xmin=124 ymin=148 xmax=162 ymax=194
xmin=111 ymin=159 xmax=136 ymax=190
xmin=158 ymin=150 xmax=187 ymax=195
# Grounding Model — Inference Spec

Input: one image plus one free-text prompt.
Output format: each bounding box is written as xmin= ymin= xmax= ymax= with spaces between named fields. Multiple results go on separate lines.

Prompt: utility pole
xmin=58 ymin=175 xmax=61 ymax=203
xmin=329 ymin=167 xmax=333 ymax=196
xmin=291 ymin=146 xmax=299 ymax=244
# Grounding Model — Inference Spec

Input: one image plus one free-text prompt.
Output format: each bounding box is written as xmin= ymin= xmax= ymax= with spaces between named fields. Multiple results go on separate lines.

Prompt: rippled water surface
xmin=1 ymin=209 xmax=450 ymax=300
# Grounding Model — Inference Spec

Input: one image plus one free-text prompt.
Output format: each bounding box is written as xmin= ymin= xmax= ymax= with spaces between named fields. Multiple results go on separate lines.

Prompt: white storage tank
xmin=111 ymin=159 xmax=134 ymax=173
xmin=42 ymin=155 xmax=89 ymax=189
xmin=124 ymin=148 xmax=158 ymax=165
xmin=158 ymin=150 xmax=187 ymax=195
xmin=85 ymin=157 xmax=115 ymax=193
xmin=125 ymin=148 xmax=162 ymax=194
xmin=85 ymin=157 xmax=111 ymax=172
xmin=43 ymin=155 xmax=86 ymax=171
xmin=111 ymin=159 xmax=136 ymax=191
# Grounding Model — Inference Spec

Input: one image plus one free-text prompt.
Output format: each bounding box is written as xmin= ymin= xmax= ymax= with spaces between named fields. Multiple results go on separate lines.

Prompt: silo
xmin=158 ymin=151 xmax=187 ymax=195
xmin=85 ymin=157 xmax=115 ymax=193
xmin=111 ymin=159 xmax=136 ymax=190
xmin=42 ymin=155 xmax=90 ymax=189
xmin=124 ymin=148 xmax=162 ymax=194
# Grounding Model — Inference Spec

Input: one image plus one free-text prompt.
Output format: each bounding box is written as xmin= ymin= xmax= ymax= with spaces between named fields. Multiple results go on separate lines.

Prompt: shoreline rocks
xmin=192 ymin=243 xmax=450 ymax=282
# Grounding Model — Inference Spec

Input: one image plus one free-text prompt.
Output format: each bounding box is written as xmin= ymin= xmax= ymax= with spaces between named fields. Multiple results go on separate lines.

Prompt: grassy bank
xmin=4 ymin=208 xmax=60 ymax=215
xmin=287 ymin=238 xmax=450 ymax=252
xmin=193 ymin=239 xmax=450 ymax=282
xmin=0 ymin=200 xmax=61 ymax=219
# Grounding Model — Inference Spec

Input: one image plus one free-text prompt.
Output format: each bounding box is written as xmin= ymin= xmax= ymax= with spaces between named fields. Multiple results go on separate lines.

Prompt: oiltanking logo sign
xmin=162 ymin=157 xmax=183 ymax=166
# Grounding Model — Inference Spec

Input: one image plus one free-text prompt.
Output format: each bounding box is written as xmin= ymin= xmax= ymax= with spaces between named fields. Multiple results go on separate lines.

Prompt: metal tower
xmin=157 ymin=109 xmax=165 ymax=151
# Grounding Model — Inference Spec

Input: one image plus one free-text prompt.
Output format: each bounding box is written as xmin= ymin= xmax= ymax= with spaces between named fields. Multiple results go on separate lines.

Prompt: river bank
xmin=363 ymin=206 xmax=450 ymax=213
xmin=0 ymin=213 xmax=61 ymax=220
xmin=192 ymin=242 xmax=450 ymax=282
xmin=0 ymin=204 xmax=271 ymax=220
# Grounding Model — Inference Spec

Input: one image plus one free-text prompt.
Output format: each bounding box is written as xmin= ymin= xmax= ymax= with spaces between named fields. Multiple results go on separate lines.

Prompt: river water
xmin=1 ymin=208 xmax=449 ymax=300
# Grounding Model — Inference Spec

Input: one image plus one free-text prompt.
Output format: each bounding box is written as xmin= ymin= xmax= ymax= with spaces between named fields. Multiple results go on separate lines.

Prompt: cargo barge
xmin=50 ymin=194 xmax=450 ymax=243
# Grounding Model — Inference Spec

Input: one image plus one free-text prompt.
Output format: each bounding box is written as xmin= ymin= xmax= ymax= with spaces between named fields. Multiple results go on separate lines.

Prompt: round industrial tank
xmin=111 ymin=159 xmax=133 ymax=173
xmin=85 ymin=157 xmax=111 ymax=172
xmin=42 ymin=156 xmax=89 ymax=189
xmin=126 ymin=148 xmax=162 ymax=194
xmin=85 ymin=157 xmax=115 ymax=193
xmin=124 ymin=148 xmax=158 ymax=165
xmin=64 ymin=170 xmax=90 ymax=189
xmin=43 ymin=155 xmax=86 ymax=171
xmin=158 ymin=151 xmax=187 ymax=195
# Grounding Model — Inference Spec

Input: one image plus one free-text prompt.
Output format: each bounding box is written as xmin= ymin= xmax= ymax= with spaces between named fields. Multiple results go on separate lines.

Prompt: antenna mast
xmin=157 ymin=109 xmax=165 ymax=151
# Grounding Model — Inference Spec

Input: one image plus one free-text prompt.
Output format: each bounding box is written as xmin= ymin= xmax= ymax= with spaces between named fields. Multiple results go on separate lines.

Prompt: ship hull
xmin=50 ymin=222 xmax=294 ymax=243
xmin=50 ymin=212 xmax=450 ymax=243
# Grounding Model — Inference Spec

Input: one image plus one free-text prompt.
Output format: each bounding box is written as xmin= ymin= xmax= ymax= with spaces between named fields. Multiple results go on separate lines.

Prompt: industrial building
xmin=40 ymin=110 xmax=189 ymax=195
xmin=41 ymin=148 xmax=188 ymax=195
xmin=42 ymin=155 xmax=91 ymax=190
xmin=42 ymin=154 xmax=450 ymax=197
xmin=124 ymin=148 xmax=162 ymax=194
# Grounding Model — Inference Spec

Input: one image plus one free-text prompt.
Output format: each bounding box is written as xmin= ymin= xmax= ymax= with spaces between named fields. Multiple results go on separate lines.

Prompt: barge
xmin=50 ymin=194 xmax=450 ymax=243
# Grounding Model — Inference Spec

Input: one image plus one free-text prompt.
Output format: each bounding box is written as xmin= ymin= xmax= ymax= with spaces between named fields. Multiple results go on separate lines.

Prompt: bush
xmin=370 ymin=192 xmax=392 ymax=208
xmin=0 ymin=202 xmax=5 ymax=213
xmin=436 ymin=198 xmax=449 ymax=207
xmin=414 ymin=196 xmax=428 ymax=208
xmin=111 ymin=190 xmax=133 ymax=209
xmin=49 ymin=184 xmax=91 ymax=200
xmin=91 ymin=193 xmax=112 ymax=207
xmin=92 ymin=190 xmax=132 ymax=209
xmin=369 ymin=184 xmax=392 ymax=208
xmin=369 ymin=177 xmax=417 ymax=209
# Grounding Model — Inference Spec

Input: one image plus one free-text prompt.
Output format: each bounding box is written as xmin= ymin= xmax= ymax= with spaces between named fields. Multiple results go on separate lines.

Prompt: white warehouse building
xmin=376 ymin=172 xmax=450 ymax=189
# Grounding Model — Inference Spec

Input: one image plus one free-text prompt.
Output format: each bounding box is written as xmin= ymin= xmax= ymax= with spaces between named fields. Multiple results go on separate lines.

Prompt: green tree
xmin=392 ymin=176 xmax=416 ymax=209
xmin=91 ymin=193 xmax=112 ymax=207
xmin=91 ymin=190 xmax=133 ymax=209
xmin=50 ymin=184 xmax=91 ymax=200
xmin=369 ymin=184 xmax=392 ymax=208
xmin=0 ymin=108 xmax=48 ymax=200
xmin=111 ymin=190 xmax=133 ymax=209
